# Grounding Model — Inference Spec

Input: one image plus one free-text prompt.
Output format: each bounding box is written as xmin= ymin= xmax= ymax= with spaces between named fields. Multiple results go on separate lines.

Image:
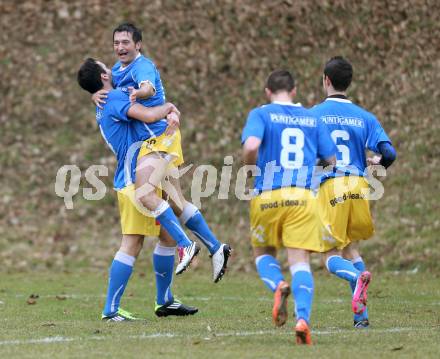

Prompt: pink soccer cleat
xmin=352 ymin=271 xmax=371 ymax=314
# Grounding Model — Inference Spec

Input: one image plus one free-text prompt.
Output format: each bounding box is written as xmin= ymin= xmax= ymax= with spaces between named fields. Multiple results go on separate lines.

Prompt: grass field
xmin=1 ymin=265 xmax=439 ymax=359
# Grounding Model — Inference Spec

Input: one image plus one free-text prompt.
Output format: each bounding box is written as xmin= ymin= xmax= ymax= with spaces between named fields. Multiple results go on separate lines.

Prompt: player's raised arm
xmin=128 ymin=82 xmax=155 ymax=103
xmin=127 ymin=102 xmax=179 ymax=124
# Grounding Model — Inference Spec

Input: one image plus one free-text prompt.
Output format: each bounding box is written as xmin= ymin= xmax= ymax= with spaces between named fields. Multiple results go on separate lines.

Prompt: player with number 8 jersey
xmin=242 ymin=85 xmax=336 ymax=253
xmin=243 ymin=101 xmax=336 ymax=194
xmin=241 ymin=70 xmax=337 ymax=345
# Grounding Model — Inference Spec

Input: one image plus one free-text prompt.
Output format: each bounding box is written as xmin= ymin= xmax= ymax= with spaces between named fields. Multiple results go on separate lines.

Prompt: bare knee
xmin=322 ymin=248 xmax=342 ymax=261
xmin=120 ymin=235 xmax=144 ymax=257
xmin=253 ymin=246 xmax=277 ymax=260
xmin=342 ymin=243 xmax=360 ymax=260
xmin=286 ymin=248 xmax=310 ymax=267
xmin=158 ymin=228 xmax=177 ymax=247
xmin=136 ymin=190 xmax=161 ymax=211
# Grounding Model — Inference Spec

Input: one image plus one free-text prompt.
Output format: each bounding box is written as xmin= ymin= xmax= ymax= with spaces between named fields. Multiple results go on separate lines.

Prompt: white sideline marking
xmin=0 ymin=336 xmax=74 ymax=345
xmin=0 ymin=327 xmax=433 ymax=347
xmin=14 ymin=294 xmax=106 ymax=299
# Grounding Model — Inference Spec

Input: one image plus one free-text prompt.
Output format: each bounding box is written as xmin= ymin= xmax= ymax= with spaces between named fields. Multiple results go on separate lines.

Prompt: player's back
xmin=242 ymin=102 xmax=336 ymax=192
xmin=97 ymin=89 xmax=153 ymax=189
xmin=311 ymin=98 xmax=390 ymax=176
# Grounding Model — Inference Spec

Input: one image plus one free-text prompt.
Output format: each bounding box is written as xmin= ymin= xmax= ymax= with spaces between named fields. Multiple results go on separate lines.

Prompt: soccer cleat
xmin=295 ymin=319 xmax=312 ymax=345
xmin=211 ymin=244 xmax=232 ymax=283
xmin=177 ymin=246 xmax=185 ymax=263
xmin=101 ymin=308 xmax=139 ymax=322
xmin=352 ymin=271 xmax=371 ymax=315
xmin=272 ymin=281 xmax=290 ymax=327
xmin=354 ymin=319 xmax=370 ymax=328
xmin=155 ymin=299 xmax=198 ymax=317
xmin=175 ymin=241 xmax=200 ymax=275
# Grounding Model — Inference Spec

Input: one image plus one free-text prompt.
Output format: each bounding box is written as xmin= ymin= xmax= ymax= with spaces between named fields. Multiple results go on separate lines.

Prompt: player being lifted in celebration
xmin=77 ymin=59 xmax=199 ymax=320
xmin=241 ymin=70 xmax=337 ymax=345
xmin=93 ymin=22 xmax=231 ymax=282
xmin=311 ymin=56 xmax=396 ymax=328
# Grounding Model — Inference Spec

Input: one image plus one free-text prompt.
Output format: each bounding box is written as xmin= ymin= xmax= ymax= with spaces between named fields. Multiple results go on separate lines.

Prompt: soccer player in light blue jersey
xmin=242 ymin=70 xmax=337 ymax=344
xmin=78 ymin=58 xmax=199 ymax=320
xmin=93 ymin=23 xmax=231 ymax=283
xmin=311 ymin=56 xmax=396 ymax=328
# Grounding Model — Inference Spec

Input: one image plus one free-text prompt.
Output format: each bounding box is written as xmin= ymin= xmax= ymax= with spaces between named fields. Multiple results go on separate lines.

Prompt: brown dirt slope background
xmin=1 ymin=0 xmax=439 ymax=272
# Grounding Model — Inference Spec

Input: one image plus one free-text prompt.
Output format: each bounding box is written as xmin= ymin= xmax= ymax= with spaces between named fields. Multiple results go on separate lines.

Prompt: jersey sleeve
xmin=109 ymin=91 xmax=132 ymax=122
xmin=132 ymin=60 xmax=157 ymax=91
xmin=317 ymin=117 xmax=337 ymax=159
xmin=241 ymin=108 xmax=265 ymax=144
xmin=366 ymin=115 xmax=392 ymax=153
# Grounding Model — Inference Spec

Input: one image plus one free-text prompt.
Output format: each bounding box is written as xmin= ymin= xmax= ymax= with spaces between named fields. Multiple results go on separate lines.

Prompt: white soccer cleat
xmin=211 ymin=244 xmax=232 ymax=283
xmin=175 ymin=242 xmax=200 ymax=275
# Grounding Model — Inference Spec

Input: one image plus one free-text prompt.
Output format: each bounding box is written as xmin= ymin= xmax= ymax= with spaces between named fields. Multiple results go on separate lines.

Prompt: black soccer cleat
xmin=101 ymin=308 xmax=140 ymax=322
xmin=155 ymin=299 xmax=198 ymax=317
xmin=354 ymin=319 xmax=370 ymax=328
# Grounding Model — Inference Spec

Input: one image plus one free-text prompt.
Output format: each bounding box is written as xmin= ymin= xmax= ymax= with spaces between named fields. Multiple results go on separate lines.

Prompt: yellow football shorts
xmin=117 ymin=129 xmax=184 ymax=236
xmin=137 ymin=129 xmax=184 ymax=167
xmin=250 ymin=187 xmax=323 ymax=252
xmin=117 ymin=184 xmax=161 ymax=236
xmin=317 ymin=176 xmax=374 ymax=250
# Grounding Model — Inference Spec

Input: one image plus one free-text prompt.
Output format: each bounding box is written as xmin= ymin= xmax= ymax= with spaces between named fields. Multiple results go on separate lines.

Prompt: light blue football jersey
xmin=241 ymin=101 xmax=337 ymax=192
xmin=96 ymin=89 xmax=154 ymax=190
xmin=112 ymin=54 xmax=167 ymax=138
xmin=310 ymin=97 xmax=391 ymax=182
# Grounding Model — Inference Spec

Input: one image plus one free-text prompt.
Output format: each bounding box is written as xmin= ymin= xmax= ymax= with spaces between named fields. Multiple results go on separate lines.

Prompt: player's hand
xmin=128 ymin=87 xmax=138 ymax=103
xmin=92 ymin=89 xmax=108 ymax=109
xmin=165 ymin=111 xmax=180 ymax=135
xmin=168 ymin=103 xmax=180 ymax=116
xmin=367 ymin=155 xmax=382 ymax=166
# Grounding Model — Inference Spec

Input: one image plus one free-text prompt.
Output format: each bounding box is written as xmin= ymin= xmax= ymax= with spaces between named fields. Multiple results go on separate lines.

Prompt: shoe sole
xmin=295 ymin=329 xmax=311 ymax=345
xmin=155 ymin=309 xmax=198 ymax=317
xmin=102 ymin=317 xmax=133 ymax=322
xmin=295 ymin=320 xmax=312 ymax=345
xmin=175 ymin=245 xmax=201 ymax=275
xmin=273 ymin=285 xmax=290 ymax=327
xmin=214 ymin=245 xmax=232 ymax=283
xmin=352 ymin=271 xmax=371 ymax=314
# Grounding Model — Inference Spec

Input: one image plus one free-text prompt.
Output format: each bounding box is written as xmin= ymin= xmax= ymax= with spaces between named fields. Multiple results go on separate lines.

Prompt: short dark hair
xmin=324 ymin=56 xmax=353 ymax=91
xmin=113 ymin=22 xmax=142 ymax=43
xmin=77 ymin=58 xmax=105 ymax=94
xmin=266 ymin=70 xmax=295 ymax=93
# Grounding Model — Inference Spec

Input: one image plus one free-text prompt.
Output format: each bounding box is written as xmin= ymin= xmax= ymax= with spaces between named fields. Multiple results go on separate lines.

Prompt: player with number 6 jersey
xmin=311 ymin=56 xmax=397 ymax=328
xmin=241 ymin=70 xmax=337 ymax=345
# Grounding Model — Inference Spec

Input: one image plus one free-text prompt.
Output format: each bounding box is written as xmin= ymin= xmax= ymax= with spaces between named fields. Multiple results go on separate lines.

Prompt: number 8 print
xmin=280 ymin=128 xmax=305 ymax=169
